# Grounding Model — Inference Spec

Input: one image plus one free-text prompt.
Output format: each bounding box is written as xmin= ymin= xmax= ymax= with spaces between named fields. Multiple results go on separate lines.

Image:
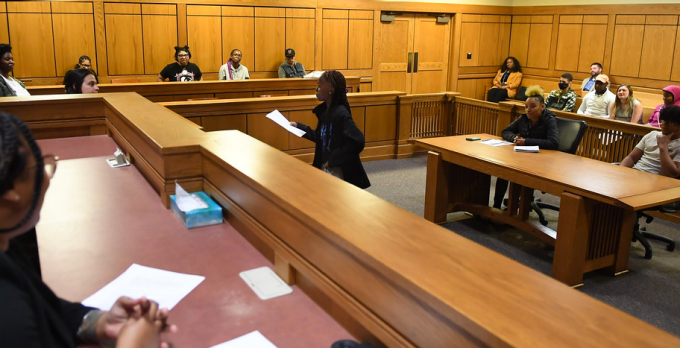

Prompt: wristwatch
xmin=76 ymin=309 xmax=100 ymax=344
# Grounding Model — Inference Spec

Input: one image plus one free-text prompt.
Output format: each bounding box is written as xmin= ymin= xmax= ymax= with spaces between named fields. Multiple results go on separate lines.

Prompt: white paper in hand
xmin=265 ymin=109 xmax=306 ymax=137
xmin=209 ymin=331 xmax=278 ymax=348
xmin=81 ymin=264 xmax=205 ymax=311
xmin=175 ymin=181 xmax=208 ymax=212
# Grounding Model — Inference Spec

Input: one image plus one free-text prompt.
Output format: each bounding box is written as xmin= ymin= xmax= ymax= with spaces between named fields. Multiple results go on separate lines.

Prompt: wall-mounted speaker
xmin=381 ymin=12 xmax=395 ymax=22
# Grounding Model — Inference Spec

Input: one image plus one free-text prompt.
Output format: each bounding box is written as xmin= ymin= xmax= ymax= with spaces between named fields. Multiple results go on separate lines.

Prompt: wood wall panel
xmin=202 ymin=114 xmax=246 ymax=132
xmin=639 ymin=25 xmax=677 ymax=80
xmin=52 ymin=13 xmax=97 ymax=77
xmin=186 ymin=5 xmax=219 ymax=16
xmin=7 ymin=1 xmax=50 ymax=13
xmin=8 ymin=13 xmax=55 ymax=78
xmin=364 ymin=105 xmax=397 ymax=142
xmin=459 ymin=22 xmax=480 ymax=67
xmin=223 ymin=16 xmax=255 ymax=72
xmin=222 ymin=6 xmax=254 ymax=17
xmin=526 ymin=23 xmax=551 ymax=69
xmin=577 ymin=24 xmax=607 ymax=73
xmin=672 ymin=29 xmax=680 ymax=82
xmin=554 ymin=23 xmax=581 ymax=71
xmin=508 ymin=23 xmax=529 ymax=67
xmin=142 ymin=4 xmax=176 ymax=15
xmin=255 ymin=17 xmax=285 ymax=71
xmin=609 ymin=24 xmax=644 ymax=77
xmin=288 ymin=110 xmax=317 ymax=150
xmin=143 ymin=14 xmax=178 ymax=75
xmin=287 ymin=18 xmax=315 ymax=70
xmin=187 ymin=15 xmax=221 ymax=73
xmin=247 ymin=112 xmax=289 ymax=150
xmin=255 ymin=7 xmax=285 ymax=18
xmin=323 ymin=19 xmax=348 ymax=70
xmin=0 ymin=13 xmax=8 ymax=46
xmin=478 ymin=22 xmax=500 ymax=67
xmin=348 ymin=19 xmax=373 ymax=69
xmin=498 ymin=23 xmax=511 ymax=66
xmin=104 ymin=3 xmax=141 ymax=15
xmin=52 ymin=2 xmax=93 ymax=14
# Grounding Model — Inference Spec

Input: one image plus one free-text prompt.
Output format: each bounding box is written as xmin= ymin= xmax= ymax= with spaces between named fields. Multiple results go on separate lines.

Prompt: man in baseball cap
xmin=577 ymin=74 xmax=616 ymax=118
xmin=278 ymin=48 xmax=306 ymax=78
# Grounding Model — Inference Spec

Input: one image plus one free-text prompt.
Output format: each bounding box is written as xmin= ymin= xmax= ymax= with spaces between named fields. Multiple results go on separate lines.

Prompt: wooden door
xmin=411 ymin=14 xmax=450 ymax=94
xmin=375 ymin=15 xmax=415 ymax=93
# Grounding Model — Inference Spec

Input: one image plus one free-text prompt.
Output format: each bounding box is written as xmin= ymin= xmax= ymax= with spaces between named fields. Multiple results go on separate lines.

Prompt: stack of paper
xmin=514 ymin=146 xmax=540 ymax=153
xmin=480 ymin=139 xmax=513 ymax=146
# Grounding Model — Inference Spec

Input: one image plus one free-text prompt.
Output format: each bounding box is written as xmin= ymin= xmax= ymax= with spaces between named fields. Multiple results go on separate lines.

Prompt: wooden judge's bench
xmin=4 ymin=91 xmax=680 ymax=347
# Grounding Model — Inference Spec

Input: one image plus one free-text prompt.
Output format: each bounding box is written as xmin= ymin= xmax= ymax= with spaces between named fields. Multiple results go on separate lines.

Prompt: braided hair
xmin=320 ymin=70 xmax=352 ymax=121
xmin=0 ymin=112 xmax=44 ymax=234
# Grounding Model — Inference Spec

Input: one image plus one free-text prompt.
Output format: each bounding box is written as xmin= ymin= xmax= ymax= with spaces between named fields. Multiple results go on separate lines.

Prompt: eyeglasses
xmin=177 ymin=54 xmax=189 ymax=58
xmin=43 ymin=154 xmax=58 ymax=178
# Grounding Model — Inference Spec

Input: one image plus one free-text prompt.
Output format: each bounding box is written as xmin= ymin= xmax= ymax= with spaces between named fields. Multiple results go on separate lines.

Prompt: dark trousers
xmin=493 ymin=178 xmax=509 ymax=209
xmin=487 ymin=88 xmax=509 ymax=103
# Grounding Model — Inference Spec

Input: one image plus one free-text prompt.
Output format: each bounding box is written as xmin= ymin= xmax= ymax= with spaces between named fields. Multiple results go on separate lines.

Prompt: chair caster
xmin=668 ymin=242 xmax=675 ymax=252
xmin=644 ymin=249 xmax=653 ymax=260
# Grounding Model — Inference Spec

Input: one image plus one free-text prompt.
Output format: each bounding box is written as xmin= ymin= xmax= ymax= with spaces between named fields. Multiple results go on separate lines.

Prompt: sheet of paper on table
xmin=480 ymin=139 xmax=513 ymax=146
xmin=209 ymin=330 xmax=278 ymax=348
xmin=82 ymin=264 xmax=205 ymax=311
xmin=266 ymin=109 xmax=306 ymax=137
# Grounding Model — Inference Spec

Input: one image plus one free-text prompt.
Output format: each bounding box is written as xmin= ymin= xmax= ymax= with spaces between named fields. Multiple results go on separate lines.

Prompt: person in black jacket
xmin=290 ymin=70 xmax=370 ymax=189
xmin=492 ymin=86 xmax=559 ymax=209
xmin=0 ymin=112 xmax=174 ymax=347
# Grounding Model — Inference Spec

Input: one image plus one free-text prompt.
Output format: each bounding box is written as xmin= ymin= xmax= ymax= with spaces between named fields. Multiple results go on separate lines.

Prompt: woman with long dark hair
xmin=487 ymin=56 xmax=523 ymax=103
xmin=290 ymin=70 xmax=370 ymax=188
xmin=63 ymin=68 xmax=99 ymax=94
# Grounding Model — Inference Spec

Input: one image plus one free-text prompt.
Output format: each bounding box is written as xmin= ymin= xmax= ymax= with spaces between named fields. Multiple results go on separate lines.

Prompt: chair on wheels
xmin=632 ymin=202 xmax=678 ymax=259
xmin=532 ymin=117 xmax=587 ymax=225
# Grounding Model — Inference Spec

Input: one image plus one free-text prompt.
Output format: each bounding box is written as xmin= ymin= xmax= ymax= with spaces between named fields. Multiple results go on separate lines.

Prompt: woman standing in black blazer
xmin=291 ymin=70 xmax=370 ymax=189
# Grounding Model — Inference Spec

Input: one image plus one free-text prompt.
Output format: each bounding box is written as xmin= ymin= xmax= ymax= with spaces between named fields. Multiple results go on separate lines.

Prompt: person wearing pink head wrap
xmin=647 ymin=85 xmax=680 ymax=127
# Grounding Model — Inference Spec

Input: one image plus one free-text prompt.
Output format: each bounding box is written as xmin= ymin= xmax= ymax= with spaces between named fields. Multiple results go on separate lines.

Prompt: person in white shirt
xmin=622 ymin=105 xmax=680 ymax=177
xmin=0 ymin=44 xmax=30 ymax=97
xmin=577 ymin=74 xmax=615 ymax=118
xmin=219 ymin=49 xmax=249 ymax=81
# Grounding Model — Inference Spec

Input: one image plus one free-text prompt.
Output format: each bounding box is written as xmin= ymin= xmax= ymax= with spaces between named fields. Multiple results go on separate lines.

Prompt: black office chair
xmin=532 ymin=117 xmax=587 ymax=225
xmin=633 ymin=201 xmax=678 ymax=259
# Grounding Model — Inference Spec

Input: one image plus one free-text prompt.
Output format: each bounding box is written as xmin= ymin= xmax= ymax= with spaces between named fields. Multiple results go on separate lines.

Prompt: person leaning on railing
xmin=492 ymin=86 xmax=559 ymax=209
xmin=487 ymin=56 xmax=522 ymax=103
xmin=622 ymin=105 xmax=680 ymax=178
xmin=647 ymin=85 xmax=680 ymax=127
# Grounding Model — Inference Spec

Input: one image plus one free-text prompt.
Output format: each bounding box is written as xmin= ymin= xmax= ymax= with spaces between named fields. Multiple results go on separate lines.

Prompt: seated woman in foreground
xmin=0 ymin=113 xmax=175 ymax=347
xmin=647 ymin=85 xmax=680 ymax=127
xmin=63 ymin=68 xmax=99 ymax=94
xmin=492 ymin=86 xmax=559 ymax=209
xmin=487 ymin=56 xmax=522 ymax=103
xmin=609 ymin=84 xmax=643 ymax=124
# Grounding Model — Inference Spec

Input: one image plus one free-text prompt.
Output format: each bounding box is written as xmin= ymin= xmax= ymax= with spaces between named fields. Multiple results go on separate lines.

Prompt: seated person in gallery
xmin=157 ymin=46 xmax=202 ymax=82
xmin=64 ymin=69 xmax=99 ymax=94
xmin=647 ymin=85 xmax=680 ymax=127
xmin=0 ymin=112 xmax=177 ymax=347
xmin=492 ymin=86 xmax=559 ymax=209
xmin=290 ymin=70 xmax=370 ymax=189
xmin=609 ymin=84 xmax=643 ymax=124
xmin=545 ymin=73 xmax=577 ymax=112
xmin=487 ymin=56 xmax=522 ymax=103
xmin=219 ymin=49 xmax=249 ymax=80
xmin=74 ymin=55 xmax=98 ymax=82
xmin=577 ymin=74 xmax=615 ymax=118
xmin=0 ymin=44 xmax=29 ymax=97
xmin=580 ymin=62 xmax=603 ymax=93
xmin=278 ymin=48 xmax=306 ymax=78
xmin=621 ymin=105 xmax=680 ymax=177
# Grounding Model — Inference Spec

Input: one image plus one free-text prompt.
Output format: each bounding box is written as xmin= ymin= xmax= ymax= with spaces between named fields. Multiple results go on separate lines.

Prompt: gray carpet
xmin=363 ymin=156 xmax=680 ymax=337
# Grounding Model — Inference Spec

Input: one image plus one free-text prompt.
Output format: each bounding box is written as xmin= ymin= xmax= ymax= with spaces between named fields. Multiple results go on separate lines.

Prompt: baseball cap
xmin=595 ymin=74 xmax=609 ymax=84
xmin=285 ymin=48 xmax=295 ymax=57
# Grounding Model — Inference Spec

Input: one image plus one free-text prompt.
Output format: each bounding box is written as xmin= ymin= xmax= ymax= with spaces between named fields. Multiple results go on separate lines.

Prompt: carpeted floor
xmin=363 ymin=155 xmax=680 ymax=337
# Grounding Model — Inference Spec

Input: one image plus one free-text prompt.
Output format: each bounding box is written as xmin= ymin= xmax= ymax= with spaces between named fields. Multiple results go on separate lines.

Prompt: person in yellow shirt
xmin=487 ymin=56 xmax=523 ymax=103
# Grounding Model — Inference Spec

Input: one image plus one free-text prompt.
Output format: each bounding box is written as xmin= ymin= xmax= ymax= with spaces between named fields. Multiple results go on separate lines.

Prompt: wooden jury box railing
xmin=3 ymin=92 xmax=679 ymax=347
xmin=25 ymin=77 xmax=362 ymax=102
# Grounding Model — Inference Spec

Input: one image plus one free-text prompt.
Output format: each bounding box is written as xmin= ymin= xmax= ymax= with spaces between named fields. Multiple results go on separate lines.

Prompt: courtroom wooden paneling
xmin=187 ymin=9 xmax=221 ymax=73
xmin=672 ymin=28 xmax=680 ymax=82
xmin=609 ymin=22 xmax=644 ymax=78
xmin=255 ymin=16 xmax=285 ymax=71
xmin=348 ymin=18 xmax=373 ymax=69
xmin=554 ymin=22 xmax=581 ymax=72
xmin=287 ymin=16 xmax=316 ymax=71
xmin=322 ymin=17 xmax=349 ymax=70
xmin=577 ymin=22 xmax=607 ymax=73
xmin=142 ymin=6 xmax=178 ymax=75
xmin=526 ymin=18 xmax=552 ymax=69
xmin=8 ymin=12 xmax=55 ymax=78
xmin=459 ymin=22 xmax=480 ymax=67
xmin=638 ymin=24 xmax=677 ymax=80
xmin=288 ymin=109 xmax=317 ymax=150
xmin=411 ymin=15 xmax=451 ymax=93
xmin=508 ymin=22 xmax=529 ymax=68
xmin=247 ymin=112 xmax=289 ymax=150
xmin=374 ymin=15 xmax=413 ymax=92
xmin=364 ymin=104 xmax=397 ymax=142
xmin=52 ymin=11 xmax=97 ymax=77
xmin=202 ymin=114 xmax=247 ymax=132
xmin=222 ymin=15 xmax=255 ymax=72
xmin=105 ymin=11 xmax=144 ymax=75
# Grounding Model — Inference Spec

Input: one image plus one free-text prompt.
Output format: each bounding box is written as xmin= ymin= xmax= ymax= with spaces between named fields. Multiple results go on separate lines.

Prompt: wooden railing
xmin=396 ymin=92 xmax=456 ymax=158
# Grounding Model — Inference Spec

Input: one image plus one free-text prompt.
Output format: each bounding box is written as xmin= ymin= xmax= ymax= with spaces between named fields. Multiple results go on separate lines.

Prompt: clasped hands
xmin=99 ymin=296 xmax=177 ymax=348
xmin=513 ymin=135 xmax=526 ymax=146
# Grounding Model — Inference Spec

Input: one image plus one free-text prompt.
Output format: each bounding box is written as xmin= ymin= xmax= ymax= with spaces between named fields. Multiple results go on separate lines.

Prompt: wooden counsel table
xmin=416 ymin=134 xmax=680 ymax=286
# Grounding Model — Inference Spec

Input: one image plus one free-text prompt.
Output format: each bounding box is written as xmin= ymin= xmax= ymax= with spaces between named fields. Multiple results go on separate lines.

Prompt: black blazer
xmin=0 ymin=241 xmax=92 ymax=347
xmin=501 ymin=108 xmax=559 ymax=150
xmin=297 ymin=103 xmax=371 ymax=189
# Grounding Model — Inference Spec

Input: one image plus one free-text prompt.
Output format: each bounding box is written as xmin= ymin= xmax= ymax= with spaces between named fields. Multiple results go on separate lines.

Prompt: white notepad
xmin=209 ymin=330 xmax=278 ymax=348
xmin=514 ymin=145 xmax=540 ymax=153
xmin=239 ymin=266 xmax=293 ymax=300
